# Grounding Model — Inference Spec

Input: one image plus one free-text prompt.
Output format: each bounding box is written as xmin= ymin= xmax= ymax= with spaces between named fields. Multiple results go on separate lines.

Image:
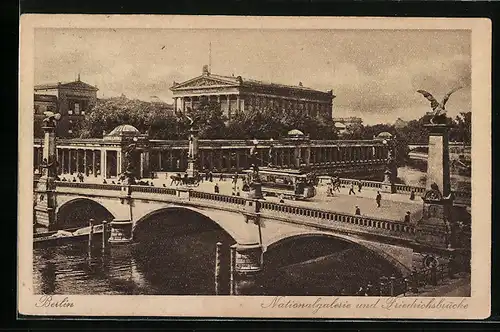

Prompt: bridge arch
xmin=264 ymin=231 xmax=411 ymax=276
xmin=55 ymin=197 xmax=116 ymax=230
xmin=132 ymin=206 xmax=242 ymax=244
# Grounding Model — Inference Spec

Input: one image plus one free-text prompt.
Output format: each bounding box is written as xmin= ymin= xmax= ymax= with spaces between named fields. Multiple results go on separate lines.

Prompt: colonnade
xmin=34 ymin=142 xmax=388 ymax=179
xmin=173 ymin=94 xmax=332 ymax=119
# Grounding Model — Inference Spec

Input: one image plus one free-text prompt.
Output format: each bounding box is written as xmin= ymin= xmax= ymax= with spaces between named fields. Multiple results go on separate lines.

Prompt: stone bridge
xmin=39 ymin=181 xmax=470 ymax=285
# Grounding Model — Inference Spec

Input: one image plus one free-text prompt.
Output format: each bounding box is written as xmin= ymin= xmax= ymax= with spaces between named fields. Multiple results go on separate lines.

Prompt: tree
xmin=77 ymin=96 xmax=182 ymax=139
xmin=185 ymin=100 xmax=227 ymax=139
xmin=450 ymin=111 xmax=471 ymax=144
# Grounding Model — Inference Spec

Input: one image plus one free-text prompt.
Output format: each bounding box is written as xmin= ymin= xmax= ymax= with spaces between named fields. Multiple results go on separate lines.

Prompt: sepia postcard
xmin=18 ymin=15 xmax=491 ymax=319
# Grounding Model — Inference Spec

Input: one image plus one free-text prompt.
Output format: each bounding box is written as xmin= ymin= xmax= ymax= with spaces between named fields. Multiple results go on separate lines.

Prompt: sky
xmin=34 ymin=28 xmax=471 ymax=125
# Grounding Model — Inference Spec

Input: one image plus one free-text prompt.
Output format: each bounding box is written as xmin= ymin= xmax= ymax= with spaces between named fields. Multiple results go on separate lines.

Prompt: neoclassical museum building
xmin=170 ymin=65 xmax=335 ymax=119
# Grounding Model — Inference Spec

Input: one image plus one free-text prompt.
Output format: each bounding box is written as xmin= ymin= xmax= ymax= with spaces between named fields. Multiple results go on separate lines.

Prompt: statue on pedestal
xmin=120 ymin=142 xmax=137 ymax=185
xmin=417 ymin=86 xmax=463 ymax=124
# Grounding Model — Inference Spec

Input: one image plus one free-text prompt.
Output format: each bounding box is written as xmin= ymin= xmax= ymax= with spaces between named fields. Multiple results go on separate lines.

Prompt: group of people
xmin=57 ymin=171 xmax=86 ymax=183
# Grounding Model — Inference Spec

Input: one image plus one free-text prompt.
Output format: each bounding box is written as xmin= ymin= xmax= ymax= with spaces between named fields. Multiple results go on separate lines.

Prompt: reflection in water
xmin=33 ymin=230 xmax=401 ymax=295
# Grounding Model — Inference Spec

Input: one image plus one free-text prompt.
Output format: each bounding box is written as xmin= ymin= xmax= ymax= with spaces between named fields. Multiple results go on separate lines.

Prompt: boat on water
xmin=33 ymin=224 xmax=105 ymax=248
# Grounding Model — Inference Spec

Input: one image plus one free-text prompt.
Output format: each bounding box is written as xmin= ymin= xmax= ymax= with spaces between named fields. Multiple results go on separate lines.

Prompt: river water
xmin=33 ymin=164 xmax=471 ymax=296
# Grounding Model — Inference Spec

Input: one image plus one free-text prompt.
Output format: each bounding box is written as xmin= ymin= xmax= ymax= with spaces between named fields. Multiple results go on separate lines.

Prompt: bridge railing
xmin=130 ymin=185 xmax=177 ymax=196
xmin=259 ymin=200 xmax=416 ymax=237
xmin=190 ymin=190 xmax=246 ymax=206
xmin=55 ymin=181 xmax=123 ymax=191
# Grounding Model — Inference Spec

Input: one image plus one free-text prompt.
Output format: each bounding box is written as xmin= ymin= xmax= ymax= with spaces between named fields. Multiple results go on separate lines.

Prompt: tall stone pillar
xmin=232 ymin=242 xmax=263 ymax=295
xmin=34 ymin=120 xmax=59 ymax=230
xmin=416 ymin=124 xmax=455 ymax=249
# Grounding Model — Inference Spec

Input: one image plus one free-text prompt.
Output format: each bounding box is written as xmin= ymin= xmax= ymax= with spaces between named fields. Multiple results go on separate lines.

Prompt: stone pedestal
xmin=381 ymin=170 xmax=396 ymax=194
xmin=233 ymin=242 xmax=263 ymax=295
xmin=248 ymin=182 xmax=264 ymax=200
xmin=108 ymin=219 xmax=133 ymax=244
xmin=416 ymin=124 xmax=454 ymax=249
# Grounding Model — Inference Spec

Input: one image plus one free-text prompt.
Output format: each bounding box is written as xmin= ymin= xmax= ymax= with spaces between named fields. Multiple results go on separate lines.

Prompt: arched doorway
xmin=261 ymin=234 xmax=403 ymax=296
xmin=131 ymin=207 xmax=236 ymax=295
xmin=56 ymin=198 xmax=115 ymax=230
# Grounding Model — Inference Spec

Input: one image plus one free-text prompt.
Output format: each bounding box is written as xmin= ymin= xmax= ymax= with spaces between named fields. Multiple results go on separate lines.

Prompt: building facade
xmin=34 ymin=76 xmax=99 ymax=137
xmin=170 ymin=65 xmax=335 ymax=119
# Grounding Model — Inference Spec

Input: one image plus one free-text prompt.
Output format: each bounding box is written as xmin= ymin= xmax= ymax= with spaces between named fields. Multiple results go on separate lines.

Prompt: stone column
xmin=293 ymin=146 xmax=301 ymax=168
xmin=101 ymin=150 xmax=107 ymax=178
xmin=173 ymin=97 xmax=178 ymax=112
xmin=68 ymin=149 xmax=73 ymax=174
xmin=227 ymin=95 xmax=231 ymax=118
xmin=83 ymin=150 xmax=88 ymax=175
xmin=92 ymin=150 xmax=96 ymax=177
xmin=236 ymin=95 xmax=241 ymax=113
xmin=60 ymin=149 xmax=65 ymax=174
xmin=140 ymin=150 xmax=150 ymax=178
xmin=233 ymin=242 xmax=263 ymax=295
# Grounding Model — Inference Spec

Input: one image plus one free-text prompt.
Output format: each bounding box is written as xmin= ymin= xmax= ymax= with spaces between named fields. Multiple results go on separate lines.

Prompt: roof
xmin=288 ymin=129 xmax=305 ymax=136
xmin=107 ymin=124 xmax=140 ymax=136
xmin=35 ymin=79 xmax=99 ymax=91
xmin=377 ymin=131 xmax=393 ymax=138
xmin=171 ymin=71 xmax=335 ymax=97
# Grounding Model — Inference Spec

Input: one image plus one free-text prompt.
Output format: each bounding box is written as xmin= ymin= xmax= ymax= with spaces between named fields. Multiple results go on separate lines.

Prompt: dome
xmin=107 ymin=124 xmax=140 ymax=136
xmin=334 ymin=122 xmax=347 ymax=129
xmin=377 ymin=131 xmax=393 ymax=139
xmin=287 ymin=129 xmax=304 ymax=136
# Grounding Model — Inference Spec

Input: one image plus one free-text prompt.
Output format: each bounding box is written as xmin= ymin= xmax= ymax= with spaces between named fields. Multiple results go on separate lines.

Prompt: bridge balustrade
xmin=190 ymin=190 xmax=246 ymax=206
xmin=55 ymin=181 xmax=122 ymax=191
xmin=130 ymin=185 xmax=177 ymax=196
xmin=259 ymin=200 xmax=415 ymax=237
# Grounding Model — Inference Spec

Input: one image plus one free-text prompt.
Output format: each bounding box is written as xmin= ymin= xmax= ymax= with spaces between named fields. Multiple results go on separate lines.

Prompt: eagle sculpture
xmin=417 ymin=86 xmax=463 ymax=124
xmin=42 ymin=111 xmax=61 ymax=127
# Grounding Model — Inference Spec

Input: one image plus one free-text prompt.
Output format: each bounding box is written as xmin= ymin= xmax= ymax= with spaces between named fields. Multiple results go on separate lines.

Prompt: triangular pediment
xmin=60 ymin=81 xmax=99 ymax=91
xmin=171 ymin=75 xmax=238 ymax=90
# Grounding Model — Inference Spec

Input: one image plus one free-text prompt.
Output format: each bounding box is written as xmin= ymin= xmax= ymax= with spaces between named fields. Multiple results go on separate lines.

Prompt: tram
xmin=243 ymin=167 xmax=317 ymax=200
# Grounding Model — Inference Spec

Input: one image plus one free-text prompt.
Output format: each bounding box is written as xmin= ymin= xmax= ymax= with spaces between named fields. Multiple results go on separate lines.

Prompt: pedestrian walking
xmin=279 ymin=194 xmax=285 ymax=203
xmin=357 ymin=180 xmax=362 ymax=192
xmin=355 ymin=206 xmax=361 ymax=215
xmin=214 ymin=183 xmax=220 ymax=193
xmin=410 ymin=190 xmax=415 ymax=201
xmin=349 ymin=182 xmax=356 ymax=195
xmin=404 ymin=211 xmax=411 ymax=223
xmin=209 ymin=171 xmax=213 ymax=182
xmin=236 ymin=187 xmax=241 ymax=196
xmin=376 ymin=191 xmax=382 ymax=208
xmin=232 ymin=172 xmax=238 ymax=185
xmin=219 ymin=173 xmax=224 ymax=181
